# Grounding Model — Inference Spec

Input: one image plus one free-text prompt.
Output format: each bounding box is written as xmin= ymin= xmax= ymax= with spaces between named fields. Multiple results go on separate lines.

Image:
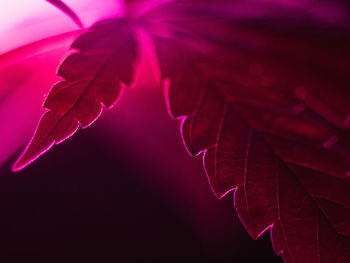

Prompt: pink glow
xmin=92 ymin=72 xmax=243 ymax=248
xmin=0 ymin=0 xmax=123 ymax=53
xmin=0 ymin=1 xmax=247 ymax=252
xmin=0 ymin=0 xmax=124 ymax=168
xmin=3 ymin=0 xmax=348 ymax=170
xmin=0 ymin=49 xmax=64 ymax=167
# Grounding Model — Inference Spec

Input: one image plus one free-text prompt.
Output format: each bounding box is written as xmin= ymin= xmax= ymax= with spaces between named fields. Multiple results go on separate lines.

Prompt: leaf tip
xmin=202 ymin=148 xmax=235 ymax=199
xmin=12 ymin=140 xmax=55 ymax=172
xmin=12 ymin=155 xmax=35 ymax=172
xmin=180 ymin=117 xmax=201 ymax=157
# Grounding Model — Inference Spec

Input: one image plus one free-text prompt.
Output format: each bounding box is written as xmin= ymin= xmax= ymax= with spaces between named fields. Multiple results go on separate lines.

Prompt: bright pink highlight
xmin=0 ymin=0 xmax=124 ymax=168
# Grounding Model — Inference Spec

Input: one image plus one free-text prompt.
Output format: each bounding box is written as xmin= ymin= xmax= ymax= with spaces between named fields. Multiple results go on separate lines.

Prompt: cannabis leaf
xmin=141 ymin=1 xmax=350 ymax=262
xmin=13 ymin=19 xmax=138 ymax=171
xmin=12 ymin=0 xmax=350 ymax=262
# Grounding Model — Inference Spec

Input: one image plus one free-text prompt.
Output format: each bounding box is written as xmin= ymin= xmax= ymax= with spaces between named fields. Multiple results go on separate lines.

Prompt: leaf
xmin=46 ymin=0 xmax=84 ymax=28
xmin=12 ymin=0 xmax=350 ymax=262
xmin=13 ymin=19 xmax=139 ymax=171
xmin=142 ymin=1 xmax=350 ymax=262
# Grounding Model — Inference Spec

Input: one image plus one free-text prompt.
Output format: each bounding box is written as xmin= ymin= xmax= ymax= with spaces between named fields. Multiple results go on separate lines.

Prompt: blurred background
xmin=0 ymin=83 xmax=282 ymax=262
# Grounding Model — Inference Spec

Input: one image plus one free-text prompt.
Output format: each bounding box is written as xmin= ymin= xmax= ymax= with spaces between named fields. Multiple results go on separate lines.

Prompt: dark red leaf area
xmin=150 ymin=4 xmax=350 ymax=261
xmin=13 ymin=19 xmax=138 ymax=171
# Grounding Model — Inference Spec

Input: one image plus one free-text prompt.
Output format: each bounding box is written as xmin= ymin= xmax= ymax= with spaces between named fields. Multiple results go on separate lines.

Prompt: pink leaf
xmin=13 ymin=19 xmax=139 ymax=171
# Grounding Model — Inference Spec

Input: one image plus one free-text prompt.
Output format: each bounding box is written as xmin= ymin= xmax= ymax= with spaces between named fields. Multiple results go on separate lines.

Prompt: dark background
xmin=0 ymin=86 xmax=282 ymax=263
xmin=0 ymin=135 xmax=281 ymax=262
